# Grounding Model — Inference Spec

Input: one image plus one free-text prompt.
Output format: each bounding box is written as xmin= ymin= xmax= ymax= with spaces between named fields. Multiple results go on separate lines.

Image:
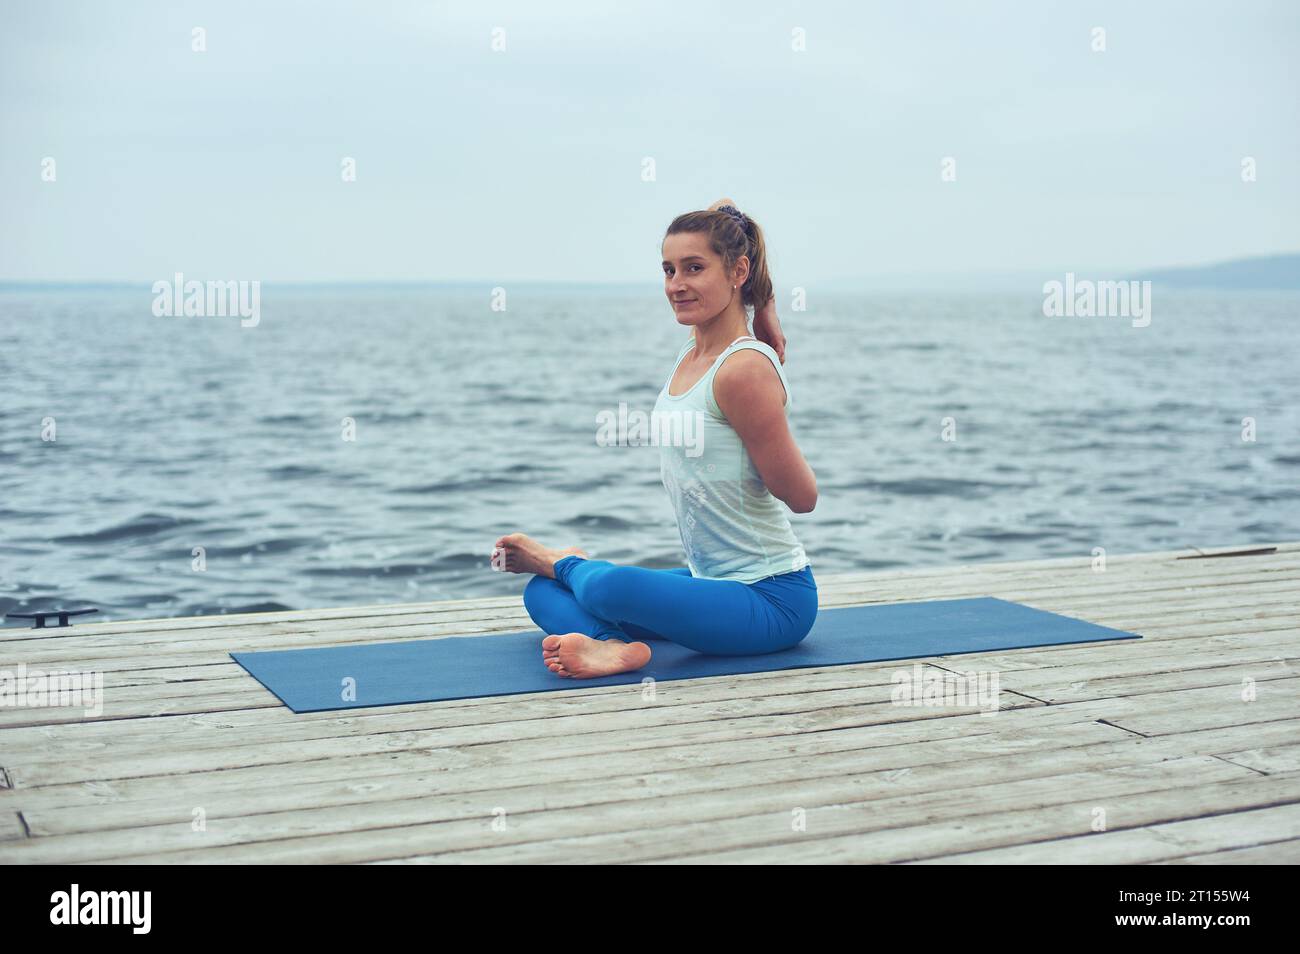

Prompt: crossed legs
xmin=496 ymin=531 xmax=806 ymax=680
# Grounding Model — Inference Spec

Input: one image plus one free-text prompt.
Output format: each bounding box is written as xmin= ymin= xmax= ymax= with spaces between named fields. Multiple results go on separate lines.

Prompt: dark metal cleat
xmin=5 ymin=608 xmax=100 ymax=629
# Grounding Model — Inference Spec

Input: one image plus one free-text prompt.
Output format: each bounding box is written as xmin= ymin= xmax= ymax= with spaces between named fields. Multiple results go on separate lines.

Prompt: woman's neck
xmin=690 ymin=309 xmax=750 ymax=358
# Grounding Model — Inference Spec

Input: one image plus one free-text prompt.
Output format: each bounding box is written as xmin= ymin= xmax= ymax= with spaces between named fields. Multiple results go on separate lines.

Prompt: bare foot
xmin=541 ymin=633 xmax=652 ymax=678
xmin=493 ymin=532 xmax=587 ymax=578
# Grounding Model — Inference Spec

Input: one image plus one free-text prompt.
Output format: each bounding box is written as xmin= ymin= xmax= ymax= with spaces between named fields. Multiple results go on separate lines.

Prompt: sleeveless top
xmin=652 ymin=334 xmax=810 ymax=583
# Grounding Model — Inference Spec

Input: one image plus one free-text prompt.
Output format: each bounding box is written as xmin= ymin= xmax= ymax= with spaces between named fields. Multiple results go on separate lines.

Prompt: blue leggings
xmin=522 ymin=555 xmax=819 ymax=656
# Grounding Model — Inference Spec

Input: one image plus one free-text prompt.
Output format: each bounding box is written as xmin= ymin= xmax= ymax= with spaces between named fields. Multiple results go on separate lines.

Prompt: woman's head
xmin=661 ymin=204 xmax=773 ymax=324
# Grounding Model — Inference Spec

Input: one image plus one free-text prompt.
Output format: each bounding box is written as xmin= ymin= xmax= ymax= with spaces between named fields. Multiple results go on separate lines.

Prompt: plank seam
xmin=1096 ymin=719 xmax=1147 ymax=738
xmin=1210 ymin=754 xmax=1271 ymax=778
xmin=1176 ymin=547 xmax=1279 ymax=560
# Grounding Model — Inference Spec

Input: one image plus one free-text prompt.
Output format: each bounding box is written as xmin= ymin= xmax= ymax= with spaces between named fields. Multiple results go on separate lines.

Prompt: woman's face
xmin=662 ymin=232 xmax=747 ymax=325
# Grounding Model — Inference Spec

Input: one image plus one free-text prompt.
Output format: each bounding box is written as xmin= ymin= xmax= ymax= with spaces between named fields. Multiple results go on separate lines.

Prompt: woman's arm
xmin=713 ymin=352 xmax=818 ymax=513
xmin=751 ymin=297 xmax=786 ymax=364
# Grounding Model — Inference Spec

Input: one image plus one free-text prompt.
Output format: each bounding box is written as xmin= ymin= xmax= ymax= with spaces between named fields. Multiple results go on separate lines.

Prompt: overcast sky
xmin=2 ymin=0 xmax=1297 ymax=286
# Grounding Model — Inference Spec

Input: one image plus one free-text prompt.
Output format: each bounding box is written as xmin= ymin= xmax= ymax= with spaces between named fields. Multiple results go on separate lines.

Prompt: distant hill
xmin=1129 ymin=253 xmax=1300 ymax=290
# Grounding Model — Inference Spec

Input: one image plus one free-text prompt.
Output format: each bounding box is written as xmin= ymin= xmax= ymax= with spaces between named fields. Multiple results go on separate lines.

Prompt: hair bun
xmin=716 ymin=205 xmax=749 ymax=230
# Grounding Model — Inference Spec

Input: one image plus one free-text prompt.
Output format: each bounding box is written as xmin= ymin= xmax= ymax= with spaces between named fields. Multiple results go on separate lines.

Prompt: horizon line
xmin=2 ymin=252 xmax=1297 ymax=291
xmin=2 ymin=250 xmax=1289 ymax=287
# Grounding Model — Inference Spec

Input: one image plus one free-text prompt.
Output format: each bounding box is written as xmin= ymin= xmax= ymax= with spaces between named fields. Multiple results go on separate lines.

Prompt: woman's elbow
xmin=789 ymin=485 xmax=818 ymax=514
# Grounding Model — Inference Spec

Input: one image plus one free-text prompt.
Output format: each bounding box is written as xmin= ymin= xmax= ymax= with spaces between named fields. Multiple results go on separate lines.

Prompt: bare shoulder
xmin=714 ymin=348 xmax=788 ymax=410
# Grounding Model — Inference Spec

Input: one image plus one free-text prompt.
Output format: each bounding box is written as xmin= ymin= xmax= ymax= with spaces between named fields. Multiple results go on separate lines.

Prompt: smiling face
xmin=662 ymin=232 xmax=749 ymax=325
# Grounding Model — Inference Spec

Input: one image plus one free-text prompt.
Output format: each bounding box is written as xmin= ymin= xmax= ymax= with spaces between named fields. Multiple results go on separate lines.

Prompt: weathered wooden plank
xmin=915 ymin=798 xmax=1300 ymax=865
xmin=17 ymin=718 xmax=1300 ymax=843
xmin=643 ymin=772 xmax=1300 ymax=865
xmin=0 ymin=681 xmax=1048 ymax=787
xmin=932 ymin=627 xmax=1299 ymax=673
xmin=0 ymin=812 xmax=26 ymax=841
xmin=82 ymin=760 xmax=1295 ymax=865
xmin=1215 ymin=743 xmax=1300 ymax=775
xmin=1101 ymin=689 xmax=1297 ymax=736
xmin=996 ymin=659 xmax=1298 ymax=705
xmin=0 ymin=699 xmax=1105 ymax=814
xmin=8 ymin=707 xmax=1298 ymax=835
xmin=1155 ymin=836 xmax=1300 ymax=864
xmin=4 ymin=676 xmax=1296 ymax=796
xmin=0 ymin=748 xmax=1255 ymax=863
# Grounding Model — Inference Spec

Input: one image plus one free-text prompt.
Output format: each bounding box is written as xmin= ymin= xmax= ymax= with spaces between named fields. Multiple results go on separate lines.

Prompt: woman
xmin=493 ymin=198 xmax=819 ymax=678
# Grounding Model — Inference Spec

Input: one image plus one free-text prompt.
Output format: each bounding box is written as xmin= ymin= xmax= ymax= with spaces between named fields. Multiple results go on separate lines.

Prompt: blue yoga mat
xmin=230 ymin=596 xmax=1141 ymax=713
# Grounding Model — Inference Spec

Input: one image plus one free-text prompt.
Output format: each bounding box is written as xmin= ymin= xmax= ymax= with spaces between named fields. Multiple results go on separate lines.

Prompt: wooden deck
xmin=1 ymin=541 xmax=1297 ymax=864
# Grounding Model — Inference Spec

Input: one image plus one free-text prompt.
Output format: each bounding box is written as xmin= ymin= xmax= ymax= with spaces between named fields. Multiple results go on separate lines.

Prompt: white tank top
xmin=652 ymin=334 xmax=810 ymax=583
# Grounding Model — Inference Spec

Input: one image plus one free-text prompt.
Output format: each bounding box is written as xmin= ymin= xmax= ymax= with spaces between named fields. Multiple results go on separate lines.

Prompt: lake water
xmin=2 ymin=285 xmax=1297 ymax=622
